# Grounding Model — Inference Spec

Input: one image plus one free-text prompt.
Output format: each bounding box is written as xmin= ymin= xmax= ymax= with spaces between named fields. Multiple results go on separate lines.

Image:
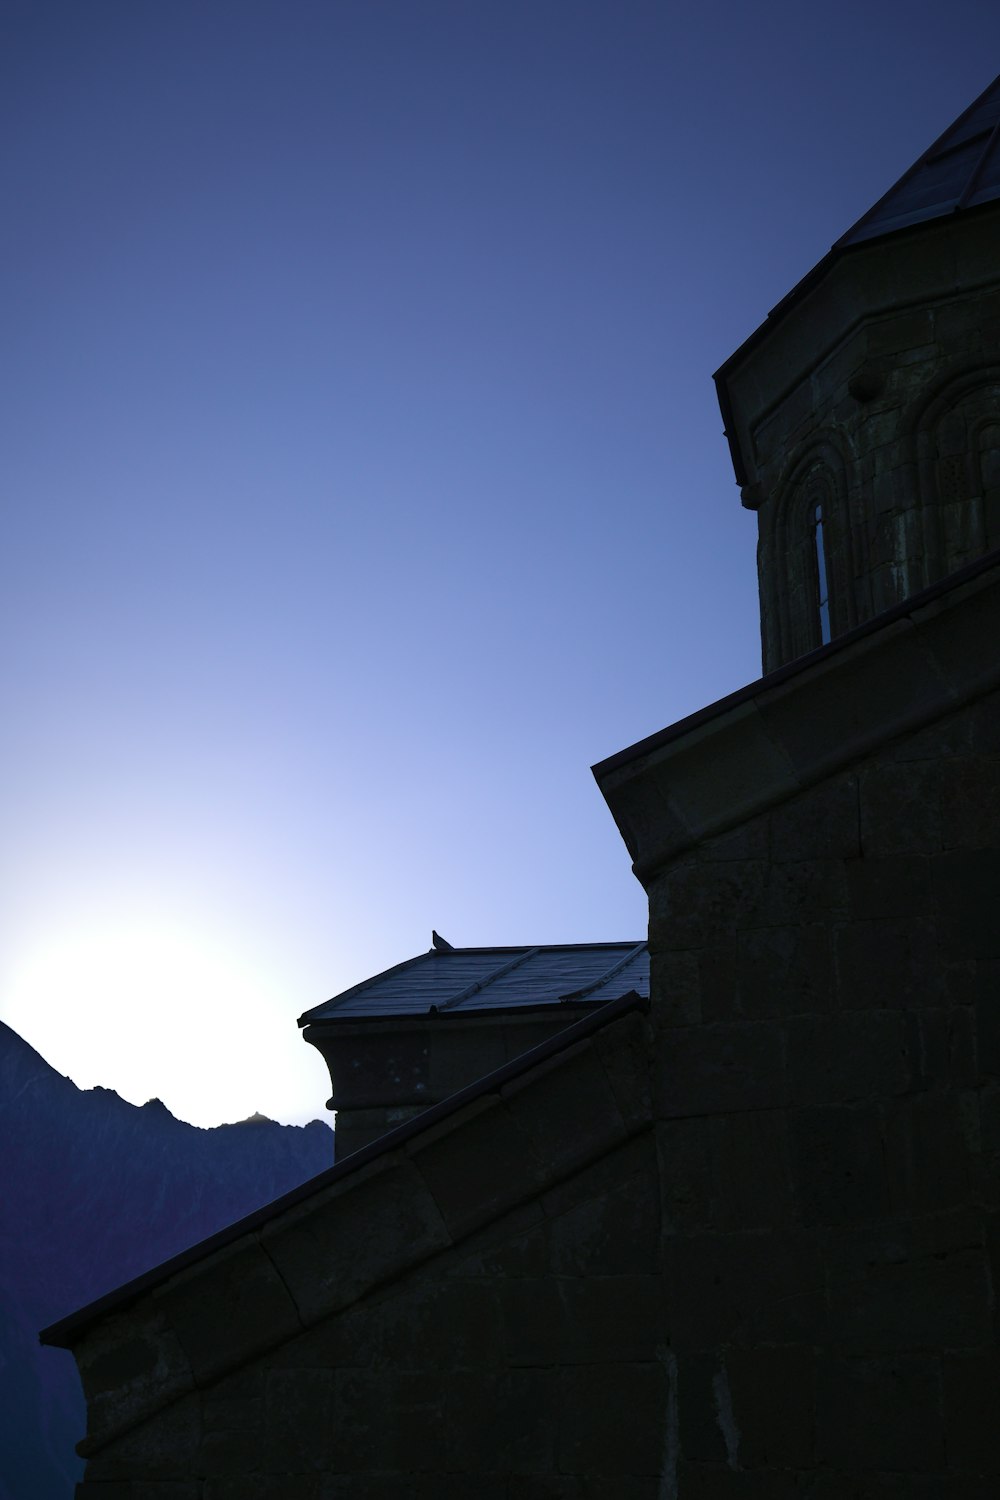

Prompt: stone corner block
xmin=500 ymin=1034 xmax=631 ymax=1175
xmin=74 ymin=1301 xmax=195 ymax=1455
xmin=260 ymin=1150 xmax=451 ymax=1325
xmin=153 ymin=1234 xmax=300 ymax=1386
xmin=406 ymin=1088 xmax=544 ymax=1241
xmin=757 ymin=618 xmax=951 ymax=782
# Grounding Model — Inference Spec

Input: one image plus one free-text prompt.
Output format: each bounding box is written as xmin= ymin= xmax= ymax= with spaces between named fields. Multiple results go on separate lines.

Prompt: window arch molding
xmin=762 ymin=438 xmax=854 ymax=666
xmin=909 ymin=364 xmax=1000 ymax=582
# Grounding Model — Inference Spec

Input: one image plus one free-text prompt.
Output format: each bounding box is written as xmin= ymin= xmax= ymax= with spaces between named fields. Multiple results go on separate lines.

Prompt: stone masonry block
xmin=816 ymin=1354 xmax=944 ymax=1473
xmin=557 ymin=1361 xmax=667 ymax=1476
xmin=499 ymin=1273 xmax=662 ymax=1367
xmin=845 ymin=854 xmax=932 ymax=919
xmin=202 ymin=1480 xmax=272 ymax=1500
xmin=975 ymin=959 xmax=1000 ymax=1077
xmin=699 ymin=817 xmax=769 ymax=862
xmin=542 ymin=1134 xmax=660 ymax=1275
xmin=671 ymin=1464 xmax=807 ymax=1498
xmin=445 ymin=1368 xmax=555 ymax=1475
xmin=887 ymin=699 xmax=974 ymax=762
xmin=913 ymin=567 xmax=1000 ymax=701
xmin=940 ymin=754 xmax=1000 ymax=850
xmin=860 ymin=761 xmax=942 ymax=856
xmin=75 ymin=1303 xmax=195 ymax=1453
xmin=370 ymin=1277 xmax=502 ymax=1371
xmin=756 ymin=621 xmax=949 ymax=784
xmin=154 ymin=1237 xmax=301 ymax=1387
xmin=261 ymin=1368 xmax=340 ymax=1473
xmin=769 ymin=774 xmax=860 ymax=861
xmin=696 ymin=939 xmax=740 ymax=1023
xmin=674 ymin=1348 xmax=728 ymax=1464
xmin=261 ymin=1151 xmax=450 ymax=1326
xmin=725 ymin=1346 xmax=816 ymax=1469
xmin=881 ymin=1092 xmax=974 ymax=1216
xmin=656 ymin=1020 xmax=786 ymax=1117
xmin=825 ymin=1219 xmax=992 ymax=1354
xmin=76 ymin=1486 xmax=203 ymax=1499
xmin=834 ymin=917 xmax=946 ymax=1008
xmin=84 ymin=1397 xmax=202 ymax=1482
xmin=596 ymin=752 xmax=695 ymax=866
xmin=264 ymin=1298 xmax=376 ymax=1372
xmin=867 ymin=308 xmax=935 ymax=355
xmin=656 ymin=1117 xmax=716 ymax=1233
xmin=910 ymin=1006 xmax=977 ymax=1090
xmin=736 ymin=923 xmax=835 ymax=1018
xmin=788 ymin=1104 xmax=889 ymax=1226
xmin=785 ymin=1011 xmax=913 ymax=1104
xmin=833 ymin=1479 xmax=999 ymax=1500
xmin=664 ymin=1231 xmax=826 ymax=1348
xmin=712 ymin=1110 xmax=794 ymax=1232
xmin=590 ymin=1008 xmax=653 ymax=1130
xmin=653 ymin=948 xmax=702 ymax=1023
xmin=500 ymin=1037 xmax=629 ymax=1179
xmin=649 ymin=859 xmax=767 ymax=951
xmin=933 ymin=849 xmax=1000 ymax=959
xmin=507 ymin=1480 xmax=582 ymax=1500
xmin=943 ymin=1351 xmax=1000 ymax=1474
xmin=758 ymin=859 xmax=848 ymax=926
xmin=970 ymin=690 xmax=1000 ymax=754
xmin=634 ymin=700 xmax=799 ymax=851
xmin=447 ymin=1198 xmax=548 ymax=1278
xmin=407 ymin=1092 xmax=544 ymax=1240
xmin=198 ymin=1421 xmax=264 ymax=1478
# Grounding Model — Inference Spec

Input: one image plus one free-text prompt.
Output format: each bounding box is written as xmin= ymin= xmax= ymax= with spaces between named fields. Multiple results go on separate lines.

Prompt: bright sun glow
xmin=5 ymin=916 xmax=297 ymax=1128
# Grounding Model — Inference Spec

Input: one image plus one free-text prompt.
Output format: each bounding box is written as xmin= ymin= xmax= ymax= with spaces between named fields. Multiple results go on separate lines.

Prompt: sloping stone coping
xmin=40 ymin=990 xmax=650 ymax=1454
xmin=594 ymin=551 xmax=1000 ymax=881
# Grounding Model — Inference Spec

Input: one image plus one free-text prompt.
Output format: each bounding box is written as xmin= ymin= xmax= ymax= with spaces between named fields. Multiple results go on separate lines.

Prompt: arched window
xmin=761 ymin=443 xmax=853 ymax=671
xmin=813 ymin=502 xmax=832 ymax=645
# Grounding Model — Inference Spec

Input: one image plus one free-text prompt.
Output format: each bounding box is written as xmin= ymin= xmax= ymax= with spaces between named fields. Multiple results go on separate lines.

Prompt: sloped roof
xmin=40 ymin=987 xmax=650 ymax=1443
xmin=837 ymin=72 xmax=1000 ymax=247
xmin=595 ymin=549 xmax=1000 ymax=881
xmin=298 ymin=941 xmax=649 ymax=1024
xmin=714 ymin=74 xmax=1000 ymax=480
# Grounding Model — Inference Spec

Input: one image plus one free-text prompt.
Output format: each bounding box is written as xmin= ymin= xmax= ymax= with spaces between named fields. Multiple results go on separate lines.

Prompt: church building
xmin=43 ymin=74 xmax=1000 ymax=1497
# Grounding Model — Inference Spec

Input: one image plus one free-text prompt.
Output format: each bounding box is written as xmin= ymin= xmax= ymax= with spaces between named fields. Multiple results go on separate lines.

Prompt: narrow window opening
xmin=813 ymin=503 xmax=831 ymax=644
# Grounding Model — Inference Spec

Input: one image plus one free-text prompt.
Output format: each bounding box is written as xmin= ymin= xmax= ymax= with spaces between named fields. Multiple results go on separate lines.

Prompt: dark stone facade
xmin=42 ymin=78 xmax=1000 ymax=1497
xmin=56 ymin=1005 xmax=663 ymax=1497
xmin=605 ymin=587 xmax=1000 ymax=1492
xmin=717 ymin=207 xmax=1000 ymax=671
xmin=306 ymin=1007 xmax=597 ymax=1159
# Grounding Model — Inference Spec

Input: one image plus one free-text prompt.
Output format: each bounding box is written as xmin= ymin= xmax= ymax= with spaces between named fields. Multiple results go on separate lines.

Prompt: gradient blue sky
xmin=2 ymin=1 xmax=998 ymax=1127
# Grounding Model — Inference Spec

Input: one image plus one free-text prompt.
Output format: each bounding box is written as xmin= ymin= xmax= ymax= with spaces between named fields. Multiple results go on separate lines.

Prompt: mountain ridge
xmin=0 ymin=1018 xmax=334 ymax=1498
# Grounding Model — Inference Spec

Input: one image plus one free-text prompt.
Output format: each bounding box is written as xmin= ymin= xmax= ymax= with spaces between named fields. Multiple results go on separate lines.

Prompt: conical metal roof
xmin=837 ymin=72 xmax=1000 ymax=247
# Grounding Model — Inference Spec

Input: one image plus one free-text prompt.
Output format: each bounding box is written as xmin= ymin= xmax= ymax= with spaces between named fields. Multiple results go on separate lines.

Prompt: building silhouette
xmin=43 ymin=74 xmax=1000 ymax=1496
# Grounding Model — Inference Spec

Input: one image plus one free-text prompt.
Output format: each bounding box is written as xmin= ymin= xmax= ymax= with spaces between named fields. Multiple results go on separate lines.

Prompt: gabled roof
xmin=838 ymin=72 xmax=1000 ymax=247
xmin=298 ymin=941 xmax=649 ymax=1024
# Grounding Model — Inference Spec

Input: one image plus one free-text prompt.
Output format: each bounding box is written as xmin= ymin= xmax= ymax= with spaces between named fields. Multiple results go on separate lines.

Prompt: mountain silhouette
xmin=0 ymin=1019 xmax=333 ymax=1499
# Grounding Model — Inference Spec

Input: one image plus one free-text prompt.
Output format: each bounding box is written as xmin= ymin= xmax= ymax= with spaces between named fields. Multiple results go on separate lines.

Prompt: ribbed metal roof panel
xmin=300 ymin=942 xmax=649 ymax=1022
xmin=838 ymin=73 xmax=1000 ymax=247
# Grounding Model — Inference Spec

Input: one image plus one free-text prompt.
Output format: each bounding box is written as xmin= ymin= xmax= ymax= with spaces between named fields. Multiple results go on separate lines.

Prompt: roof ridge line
xmin=559 ymin=940 xmax=648 ymax=1001
xmin=435 ymin=946 xmax=542 ymax=1012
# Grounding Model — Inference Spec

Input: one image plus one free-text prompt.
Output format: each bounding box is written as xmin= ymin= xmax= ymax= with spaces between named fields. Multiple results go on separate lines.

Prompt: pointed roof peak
xmin=837 ymin=72 xmax=1000 ymax=248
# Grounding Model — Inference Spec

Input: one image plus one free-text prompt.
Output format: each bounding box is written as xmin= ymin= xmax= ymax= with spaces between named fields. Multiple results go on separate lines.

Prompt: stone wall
xmin=68 ymin=1005 xmax=666 ymax=1498
xmin=307 ymin=1008 xmax=597 ymax=1160
xmin=648 ymin=682 xmax=1000 ymax=1493
xmin=717 ymin=208 xmax=1000 ymax=671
